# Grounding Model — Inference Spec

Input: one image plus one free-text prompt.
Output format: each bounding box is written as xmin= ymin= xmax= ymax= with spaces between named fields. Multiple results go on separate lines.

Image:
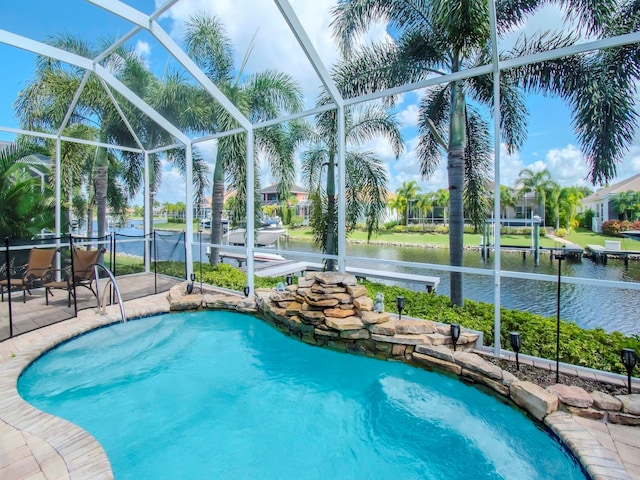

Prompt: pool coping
xmin=0 ymin=292 xmax=637 ymax=480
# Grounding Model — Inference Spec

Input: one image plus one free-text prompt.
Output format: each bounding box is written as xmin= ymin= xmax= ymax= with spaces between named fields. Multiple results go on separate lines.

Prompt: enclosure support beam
xmin=246 ymin=129 xmax=255 ymax=294
xmin=144 ymin=151 xmax=151 ymax=273
xmin=489 ymin=0 xmax=502 ymax=356
xmin=185 ymin=143 xmax=194 ymax=276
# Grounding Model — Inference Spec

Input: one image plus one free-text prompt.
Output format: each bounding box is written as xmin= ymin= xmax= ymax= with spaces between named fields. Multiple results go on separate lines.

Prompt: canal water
xmin=110 ymin=223 xmax=640 ymax=337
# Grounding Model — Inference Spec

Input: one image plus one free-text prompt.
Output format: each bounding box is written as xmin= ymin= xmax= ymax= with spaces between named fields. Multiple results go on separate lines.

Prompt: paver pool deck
xmin=0 ymin=293 xmax=639 ymax=479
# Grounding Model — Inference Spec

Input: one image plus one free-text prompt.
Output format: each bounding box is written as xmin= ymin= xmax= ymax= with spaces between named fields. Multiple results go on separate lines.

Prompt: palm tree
xmin=515 ymin=168 xmax=558 ymax=222
xmin=396 ymin=180 xmax=421 ymax=230
xmin=183 ymin=14 xmax=304 ymax=265
xmin=302 ymin=94 xmax=403 ymax=270
xmin=0 ymin=142 xmax=54 ymax=240
xmin=611 ymin=191 xmax=639 ymax=221
xmin=331 ymin=0 xmax=636 ymax=307
xmin=15 ymin=37 xmax=208 ymax=242
xmin=415 ymin=193 xmax=433 ymax=231
xmin=558 ymin=187 xmax=584 ymax=231
xmin=499 ymin=185 xmax=517 ymax=219
xmin=388 ymin=195 xmax=405 ymax=224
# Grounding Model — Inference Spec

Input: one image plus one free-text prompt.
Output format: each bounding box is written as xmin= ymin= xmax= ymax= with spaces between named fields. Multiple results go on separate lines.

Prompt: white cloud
xmin=544 ymin=144 xmax=589 ymax=186
xmin=134 ymin=40 xmax=151 ymax=68
xmin=397 ymin=104 xmax=420 ymax=128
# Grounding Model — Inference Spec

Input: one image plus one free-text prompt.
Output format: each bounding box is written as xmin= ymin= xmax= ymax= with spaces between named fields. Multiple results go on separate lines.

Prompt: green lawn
xmin=560 ymin=227 xmax=639 ymax=250
xmin=286 ymin=226 xmax=560 ymax=248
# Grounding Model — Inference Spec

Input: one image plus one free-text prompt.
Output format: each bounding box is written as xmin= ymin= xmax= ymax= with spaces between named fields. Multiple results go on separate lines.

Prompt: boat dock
xmin=252 ymin=261 xmax=441 ymax=293
xmin=584 ymin=245 xmax=640 ymax=266
xmin=540 ymin=243 xmax=585 ymax=260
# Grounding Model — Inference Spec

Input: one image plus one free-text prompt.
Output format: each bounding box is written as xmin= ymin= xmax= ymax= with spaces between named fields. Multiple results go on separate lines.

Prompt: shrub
xmin=555 ymin=227 xmax=567 ymax=237
xmin=602 ymin=220 xmax=640 ymax=236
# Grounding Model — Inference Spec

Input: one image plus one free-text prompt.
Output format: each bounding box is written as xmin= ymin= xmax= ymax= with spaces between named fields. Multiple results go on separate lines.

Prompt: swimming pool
xmin=19 ymin=311 xmax=587 ymax=479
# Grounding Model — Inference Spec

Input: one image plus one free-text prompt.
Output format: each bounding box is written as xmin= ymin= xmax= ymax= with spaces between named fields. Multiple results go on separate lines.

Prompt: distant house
xmin=579 ymin=172 xmax=640 ymax=232
xmin=260 ymin=183 xmax=309 ymax=204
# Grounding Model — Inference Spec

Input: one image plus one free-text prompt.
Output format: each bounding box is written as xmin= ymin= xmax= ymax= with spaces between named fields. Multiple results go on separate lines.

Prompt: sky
xmin=0 ymin=0 xmax=639 ymax=205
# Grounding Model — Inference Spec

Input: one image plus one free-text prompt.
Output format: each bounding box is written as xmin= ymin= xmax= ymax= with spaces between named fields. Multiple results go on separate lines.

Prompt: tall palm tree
xmin=558 ymin=187 xmax=584 ymax=231
xmin=15 ymin=35 xmax=128 ymax=240
xmin=499 ymin=185 xmax=517 ymax=219
xmin=396 ymin=180 xmax=421 ymax=230
xmin=302 ymin=95 xmax=403 ymax=270
xmin=183 ymin=13 xmax=304 ymax=265
xmin=415 ymin=193 xmax=433 ymax=231
xmin=330 ymin=0 xmax=637 ymax=307
xmin=388 ymin=195 xmax=405 ymax=223
xmin=515 ymin=168 xmax=558 ymax=222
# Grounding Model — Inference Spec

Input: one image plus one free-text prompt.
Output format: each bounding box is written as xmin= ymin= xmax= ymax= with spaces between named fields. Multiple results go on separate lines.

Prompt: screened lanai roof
xmin=1 ymin=1 xmax=640 ymax=354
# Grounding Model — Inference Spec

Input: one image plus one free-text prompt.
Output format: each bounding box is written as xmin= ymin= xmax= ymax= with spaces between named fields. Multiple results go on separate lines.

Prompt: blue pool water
xmin=19 ymin=312 xmax=587 ymax=480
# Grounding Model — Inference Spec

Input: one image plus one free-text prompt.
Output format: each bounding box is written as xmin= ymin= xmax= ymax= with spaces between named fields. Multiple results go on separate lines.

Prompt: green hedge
xmin=361 ymin=282 xmax=639 ymax=375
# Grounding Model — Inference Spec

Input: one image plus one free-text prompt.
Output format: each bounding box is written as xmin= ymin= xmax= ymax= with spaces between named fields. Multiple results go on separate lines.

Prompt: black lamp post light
xmin=396 ymin=296 xmax=405 ymax=320
xmin=621 ymin=348 xmax=637 ymax=395
xmin=450 ymin=323 xmax=461 ymax=351
xmin=243 ymin=285 xmax=251 ymax=297
xmin=554 ymin=252 xmax=565 ymax=383
xmin=187 ymin=273 xmax=196 ymax=294
xmin=509 ymin=332 xmax=522 ymax=370
xmin=286 ymin=274 xmax=293 ymax=286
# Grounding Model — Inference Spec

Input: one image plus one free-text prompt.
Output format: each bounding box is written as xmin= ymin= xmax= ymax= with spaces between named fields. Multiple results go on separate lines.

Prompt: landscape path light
xmin=243 ymin=285 xmax=250 ymax=297
xmin=396 ymin=296 xmax=405 ymax=320
xmin=621 ymin=348 xmax=637 ymax=395
xmin=286 ymin=274 xmax=293 ymax=286
xmin=187 ymin=273 xmax=196 ymax=294
xmin=509 ymin=332 xmax=522 ymax=370
xmin=450 ymin=324 xmax=461 ymax=351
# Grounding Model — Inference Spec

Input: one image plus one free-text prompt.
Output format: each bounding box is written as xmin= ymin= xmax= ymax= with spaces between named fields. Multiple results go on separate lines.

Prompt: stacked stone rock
xmin=259 ymin=271 xmax=479 ymax=359
xmin=546 ymin=385 xmax=640 ymax=426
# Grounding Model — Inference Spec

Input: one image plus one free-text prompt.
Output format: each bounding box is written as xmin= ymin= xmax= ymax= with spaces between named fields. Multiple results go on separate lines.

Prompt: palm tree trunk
xmin=448 ymin=80 xmax=467 ymax=307
xmin=325 ymin=154 xmax=337 ymax=271
xmin=86 ymin=204 xmax=94 ymax=238
xmin=95 ymin=131 xmax=109 ymax=240
xmin=208 ymin=156 xmax=225 ymax=266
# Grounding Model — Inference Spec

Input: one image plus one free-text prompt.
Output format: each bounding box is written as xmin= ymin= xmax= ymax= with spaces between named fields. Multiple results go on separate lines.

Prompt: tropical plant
xmin=330 ymin=0 xmax=637 ymax=307
xmin=515 ymin=167 xmax=558 ymax=223
xmin=396 ymin=180 xmax=421 ymax=229
xmin=302 ymin=94 xmax=403 ymax=269
xmin=611 ymin=190 xmax=640 ymax=221
xmin=0 ymin=142 xmax=54 ymax=240
xmin=15 ymin=36 xmax=209 ymax=241
xmin=558 ymin=187 xmax=584 ymax=232
xmin=499 ymin=185 xmax=517 ymax=219
xmin=414 ymin=193 xmax=433 ymax=231
xmin=388 ymin=195 xmax=405 ymax=223
xmin=184 ymin=13 xmax=304 ymax=265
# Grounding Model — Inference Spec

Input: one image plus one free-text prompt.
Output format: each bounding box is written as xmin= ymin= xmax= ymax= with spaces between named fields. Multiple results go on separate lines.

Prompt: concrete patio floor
xmin=0 ymin=289 xmax=638 ymax=479
xmin=0 ymin=273 xmax=181 ymax=340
